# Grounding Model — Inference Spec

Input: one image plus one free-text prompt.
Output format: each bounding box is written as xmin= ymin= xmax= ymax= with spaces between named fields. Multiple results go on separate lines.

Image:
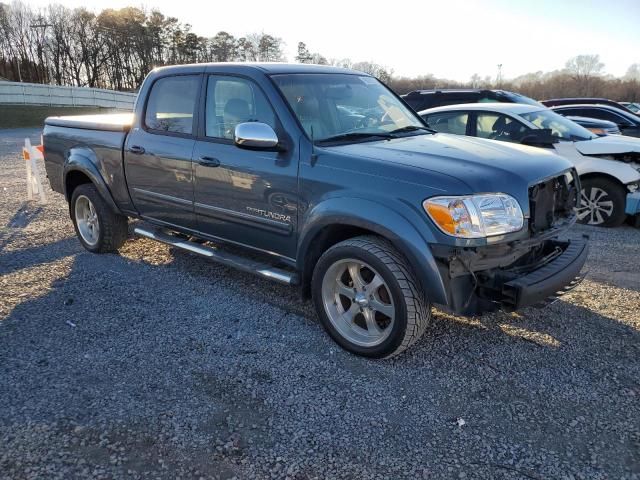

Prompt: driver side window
xmin=476 ymin=113 xmax=527 ymax=142
xmin=205 ymin=76 xmax=276 ymax=140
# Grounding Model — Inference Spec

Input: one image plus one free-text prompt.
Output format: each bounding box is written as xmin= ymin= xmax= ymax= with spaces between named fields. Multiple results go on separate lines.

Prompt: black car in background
xmin=401 ymin=89 xmax=543 ymax=112
xmin=566 ymin=116 xmax=620 ymax=136
xmin=551 ymin=104 xmax=640 ymax=137
xmin=542 ymin=98 xmax=638 ymax=116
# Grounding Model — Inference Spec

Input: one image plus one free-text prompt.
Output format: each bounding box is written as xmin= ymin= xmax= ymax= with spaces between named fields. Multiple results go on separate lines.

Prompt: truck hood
xmin=328 ymin=133 xmax=572 ymax=195
xmin=574 ymin=135 xmax=640 ymax=155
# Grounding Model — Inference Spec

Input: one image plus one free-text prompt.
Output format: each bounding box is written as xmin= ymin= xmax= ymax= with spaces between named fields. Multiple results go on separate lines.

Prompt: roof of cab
xmin=151 ymin=62 xmax=363 ymax=76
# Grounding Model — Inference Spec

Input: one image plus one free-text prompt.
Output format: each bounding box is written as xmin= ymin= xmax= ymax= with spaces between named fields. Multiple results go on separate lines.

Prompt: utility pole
xmin=31 ymin=20 xmax=55 ymax=85
xmin=15 ymin=57 xmax=22 ymax=82
xmin=496 ymin=64 xmax=503 ymax=88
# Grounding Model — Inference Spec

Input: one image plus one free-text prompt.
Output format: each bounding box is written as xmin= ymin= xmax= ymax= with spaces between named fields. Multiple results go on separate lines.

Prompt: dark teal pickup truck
xmin=43 ymin=63 xmax=587 ymax=358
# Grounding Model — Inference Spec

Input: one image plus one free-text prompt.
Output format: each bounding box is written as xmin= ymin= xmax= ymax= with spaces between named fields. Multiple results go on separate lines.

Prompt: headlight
xmin=423 ymin=194 xmax=524 ymax=238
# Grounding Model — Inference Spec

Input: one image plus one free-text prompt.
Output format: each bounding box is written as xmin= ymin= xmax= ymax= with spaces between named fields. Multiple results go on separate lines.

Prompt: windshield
xmin=520 ymin=109 xmax=596 ymax=141
xmin=271 ymin=73 xmax=427 ymax=143
xmin=627 ymin=103 xmax=640 ymax=113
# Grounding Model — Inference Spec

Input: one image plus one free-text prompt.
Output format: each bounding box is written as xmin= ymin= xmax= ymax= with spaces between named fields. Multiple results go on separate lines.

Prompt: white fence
xmin=0 ymin=81 xmax=136 ymax=110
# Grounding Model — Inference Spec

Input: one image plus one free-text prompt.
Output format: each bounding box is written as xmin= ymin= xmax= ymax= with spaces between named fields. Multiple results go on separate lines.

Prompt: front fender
xmin=298 ymin=197 xmax=449 ymax=306
xmin=577 ymin=156 xmax=640 ymax=185
xmin=64 ymin=150 xmax=121 ymax=214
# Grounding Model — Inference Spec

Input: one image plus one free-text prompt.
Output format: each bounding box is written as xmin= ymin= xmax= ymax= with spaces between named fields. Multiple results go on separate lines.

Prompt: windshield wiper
xmin=316 ymin=132 xmax=396 ymax=144
xmin=388 ymin=125 xmax=437 ymax=134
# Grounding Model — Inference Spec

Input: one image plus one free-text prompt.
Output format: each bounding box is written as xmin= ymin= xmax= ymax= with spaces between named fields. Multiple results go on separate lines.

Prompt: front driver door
xmin=124 ymin=74 xmax=201 ymax=229
xmin=192 ymin=74 xmax=299 ymax=259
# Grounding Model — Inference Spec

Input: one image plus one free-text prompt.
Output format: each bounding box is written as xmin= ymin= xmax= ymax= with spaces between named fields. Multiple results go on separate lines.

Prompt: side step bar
xmin=134 ymin=226 xmax=299 ymax=285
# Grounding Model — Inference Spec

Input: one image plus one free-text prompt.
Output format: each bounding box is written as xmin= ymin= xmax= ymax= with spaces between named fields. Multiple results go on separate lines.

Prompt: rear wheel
xmin=577 ymin=177 xmax=627 ymax=227
xmin=70 ymin=184 xmax=128 ymax=253
xmin=312 ymin=236 xmax=431 ymax=358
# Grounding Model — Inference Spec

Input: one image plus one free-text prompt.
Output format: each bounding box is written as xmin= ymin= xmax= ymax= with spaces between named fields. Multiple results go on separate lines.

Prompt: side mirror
xmin=234 ymin=122 xmax=279 ymax=149
xmin=520 ymin=128 xmax=556 ymax=147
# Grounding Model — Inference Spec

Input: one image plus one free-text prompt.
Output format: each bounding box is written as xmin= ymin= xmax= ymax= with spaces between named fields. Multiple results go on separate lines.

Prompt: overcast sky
xmin=22 ymin=0 xmax=640 ymax=81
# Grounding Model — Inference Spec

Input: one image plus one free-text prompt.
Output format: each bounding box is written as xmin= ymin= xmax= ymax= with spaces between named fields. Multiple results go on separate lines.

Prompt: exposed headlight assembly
xmin=424 ymin=194 xmax=524 ymax=238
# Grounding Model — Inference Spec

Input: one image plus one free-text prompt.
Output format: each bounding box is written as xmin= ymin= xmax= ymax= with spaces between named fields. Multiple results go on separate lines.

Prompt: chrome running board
xmin=134 ymin=226 xmax=298 ymax=285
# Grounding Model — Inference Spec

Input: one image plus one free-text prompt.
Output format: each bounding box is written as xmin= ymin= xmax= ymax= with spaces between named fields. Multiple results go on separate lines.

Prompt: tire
xmin=311 ymin=235 xmax=431 ymax=358
xmin=577 ymin=177 xmax=627 ymax=227
xmin=70 ymin=183 xmax=128 ymax=253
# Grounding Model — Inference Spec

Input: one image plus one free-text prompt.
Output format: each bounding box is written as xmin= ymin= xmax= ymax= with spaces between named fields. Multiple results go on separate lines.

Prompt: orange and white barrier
xmin=22 ymin=138 xmax=47 ymax=204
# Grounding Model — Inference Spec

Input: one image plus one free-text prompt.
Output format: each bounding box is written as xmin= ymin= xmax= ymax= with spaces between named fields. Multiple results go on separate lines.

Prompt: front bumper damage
xmin=434 ymin=235 xmax=589 ymax=316
xmin=491 ymin=239 xmax=588 ymax=309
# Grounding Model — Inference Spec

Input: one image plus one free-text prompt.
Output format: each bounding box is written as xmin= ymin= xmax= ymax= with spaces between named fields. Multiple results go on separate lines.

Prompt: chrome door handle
xmin=198 ymin=156 xmax=220 ymax=167
xmin=129 ymin=145 xmax=145 ymax=155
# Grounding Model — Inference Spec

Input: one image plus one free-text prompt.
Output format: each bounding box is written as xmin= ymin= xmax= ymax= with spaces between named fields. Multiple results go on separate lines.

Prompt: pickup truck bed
xmin=43 ymin=114 xmax=135 ymax=213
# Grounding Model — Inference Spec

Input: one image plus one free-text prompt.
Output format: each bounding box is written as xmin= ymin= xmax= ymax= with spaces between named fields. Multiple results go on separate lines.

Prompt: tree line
xmin=390 ymin=55 xmax=640 ymax=102
xmin=1 ymin=2 xmax=638 ymax=101
xmin=0 ymin=2 xmax=290 ymax=90
xmin=0 ymin=2 xmax=392 ymax=91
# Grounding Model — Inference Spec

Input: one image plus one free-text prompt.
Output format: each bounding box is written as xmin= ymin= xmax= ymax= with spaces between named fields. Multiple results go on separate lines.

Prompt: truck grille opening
xmin=529 ymin=170 xmax=578 ymax=233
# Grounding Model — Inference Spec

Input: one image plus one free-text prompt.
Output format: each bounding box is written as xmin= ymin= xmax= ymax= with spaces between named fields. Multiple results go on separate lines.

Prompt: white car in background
xmin=419 ymin=103 xmax=640 ymax=227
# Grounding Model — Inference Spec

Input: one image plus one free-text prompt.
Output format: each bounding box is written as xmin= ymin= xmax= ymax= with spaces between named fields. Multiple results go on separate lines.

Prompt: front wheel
xmin=311 ymin=236 xmax=431 ymax=358
xmin=70 ymin=183 xmax=128 ymax=253
xmin=576 ymin=177 xmax=627 ymax=227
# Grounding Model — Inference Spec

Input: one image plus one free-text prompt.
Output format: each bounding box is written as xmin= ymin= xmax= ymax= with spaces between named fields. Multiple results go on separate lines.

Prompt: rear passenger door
xmin=191 ymin=74 xmax=299 ymax=259
xmin=124 ymin=74 xmax=201 ymax=229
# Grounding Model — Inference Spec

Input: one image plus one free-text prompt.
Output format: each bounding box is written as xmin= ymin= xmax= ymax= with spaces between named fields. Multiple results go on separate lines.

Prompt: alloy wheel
xmin=577 ymin=186 xmax=614 ymax=225
xmin=75 ymin=195 xmax=100 ymax=246
xmin=320 ymin=258 xmax=395 ymax=347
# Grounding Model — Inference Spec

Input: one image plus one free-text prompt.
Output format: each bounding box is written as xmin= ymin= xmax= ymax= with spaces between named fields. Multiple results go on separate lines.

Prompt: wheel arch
xmin=64 ymin=152 xmax=121 ymax=215
xmin=297 ymin=198 xmax=448 ymax=306
xmin=577 ymin=156 xmax=640 ymax=186
xmin=579 ymin=171 xmax=629 ymax=190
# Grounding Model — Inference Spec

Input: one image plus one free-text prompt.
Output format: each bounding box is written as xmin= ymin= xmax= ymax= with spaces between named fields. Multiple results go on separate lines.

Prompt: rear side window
xmin=577 ymin=108 xmax=625 ymax=123
xmin=144 ymin=75 xmax=200 ymax=135
xmin=423 ymin=111 xmax=469 ymax=135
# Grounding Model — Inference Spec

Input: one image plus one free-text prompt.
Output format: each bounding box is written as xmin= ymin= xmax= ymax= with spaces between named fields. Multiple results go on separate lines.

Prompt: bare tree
xmin=565 ymin=54 xmax=604 ymax=95
xmin=0 ymin=3 xmax=637 ymax=103
xmin=625 ymin=63 xmax=640 ymax=81
xmin=352 ymin=61 xmax=393 ymax=82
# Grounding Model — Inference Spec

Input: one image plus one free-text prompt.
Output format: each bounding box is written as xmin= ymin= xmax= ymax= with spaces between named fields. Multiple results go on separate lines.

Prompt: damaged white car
xmin=419 ymin=103 xmax=640 ymax=227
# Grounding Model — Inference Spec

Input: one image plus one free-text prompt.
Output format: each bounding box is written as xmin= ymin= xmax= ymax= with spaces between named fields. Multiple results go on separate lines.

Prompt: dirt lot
xmin=1 ymin=128 xmax=639 ymax=479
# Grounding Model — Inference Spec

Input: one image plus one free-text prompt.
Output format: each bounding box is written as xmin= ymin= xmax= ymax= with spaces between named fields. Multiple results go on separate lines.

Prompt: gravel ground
xmin=1 ymin=128 xmax=639 ymax=480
